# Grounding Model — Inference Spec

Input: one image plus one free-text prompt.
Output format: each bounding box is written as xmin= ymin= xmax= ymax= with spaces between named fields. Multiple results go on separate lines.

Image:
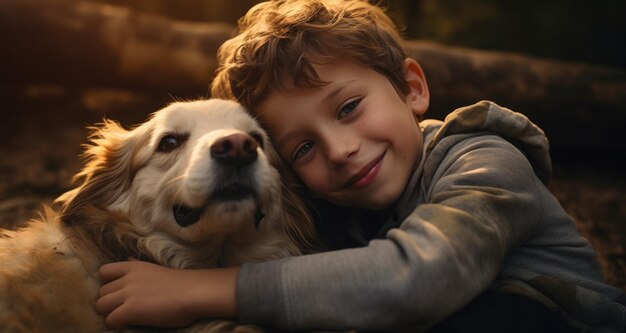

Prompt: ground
xmin=0 ymin=84 xmax=624 ymax=292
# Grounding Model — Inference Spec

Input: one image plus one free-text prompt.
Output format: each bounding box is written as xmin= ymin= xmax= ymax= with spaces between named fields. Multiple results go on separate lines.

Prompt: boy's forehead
xmin=255 ymin=85 xmax=317 ymax=129
xmin=281 ymin=59 xmax=370 ymax=86
xmin=255 ymin=70 xmax=369 ymax=143
xmin=265 ymin=61 xmax=370 ymax=97
xmin=257 ymin=62 xmax=376 ymax=116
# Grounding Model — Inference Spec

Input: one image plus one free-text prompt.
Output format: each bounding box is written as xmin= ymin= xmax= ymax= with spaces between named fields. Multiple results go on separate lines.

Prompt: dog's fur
xmin=0 ymin=99 xmax=316 ymax=333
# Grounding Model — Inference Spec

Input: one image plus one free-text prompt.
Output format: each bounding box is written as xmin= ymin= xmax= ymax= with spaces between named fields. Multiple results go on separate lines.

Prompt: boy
xmin=98 ymin=0 xmax=626 ymax=331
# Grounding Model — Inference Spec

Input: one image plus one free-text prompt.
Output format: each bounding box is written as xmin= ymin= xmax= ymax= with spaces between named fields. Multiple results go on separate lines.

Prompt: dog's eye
xmin=250 ymin=131 xmax=265 ymax=149
xmin=157 ymin=134 xmax=187 ymax=152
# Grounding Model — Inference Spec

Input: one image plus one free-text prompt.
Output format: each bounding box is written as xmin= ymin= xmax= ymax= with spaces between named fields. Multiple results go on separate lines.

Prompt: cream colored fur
xmin=0 ymin=99 xmax=316 ymax=333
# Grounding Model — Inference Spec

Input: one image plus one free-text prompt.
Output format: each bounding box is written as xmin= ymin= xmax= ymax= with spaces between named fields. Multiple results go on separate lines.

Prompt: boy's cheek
xmin=298 ymin=173 xmax=328 ymax=196
xmin=301 ymin=178 xmax=324 ymax=193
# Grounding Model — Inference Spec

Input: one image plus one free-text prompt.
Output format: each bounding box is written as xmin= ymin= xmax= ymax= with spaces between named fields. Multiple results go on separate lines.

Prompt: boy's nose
xmin=325 ymin=137 xmax=360 ymax=167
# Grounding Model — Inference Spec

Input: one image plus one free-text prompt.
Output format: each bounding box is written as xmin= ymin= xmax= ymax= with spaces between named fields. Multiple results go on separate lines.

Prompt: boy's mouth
xmin=343 ymin=151 xmax=386 ymax=189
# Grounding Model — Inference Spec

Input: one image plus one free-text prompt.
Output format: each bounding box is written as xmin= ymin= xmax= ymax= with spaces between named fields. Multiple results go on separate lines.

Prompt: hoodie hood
xmin=421 ymin=100 xmax=552 ymax=184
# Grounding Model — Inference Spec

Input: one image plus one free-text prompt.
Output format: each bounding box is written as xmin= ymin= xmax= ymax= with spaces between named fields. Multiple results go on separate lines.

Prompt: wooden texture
xmin=0 ymin=0 xmax=233 ymax=94
xmin=2 ymin=0 xmax=625 ymax=164
xmin=406 ymin=41 xmax=626 ymax=164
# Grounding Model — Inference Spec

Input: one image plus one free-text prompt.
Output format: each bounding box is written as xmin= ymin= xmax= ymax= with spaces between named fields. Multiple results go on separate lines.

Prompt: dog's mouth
xmin=212 ymin=183 xmax=256 ymax=202
xmin=173 ymin=184 xmax=257 ymax=227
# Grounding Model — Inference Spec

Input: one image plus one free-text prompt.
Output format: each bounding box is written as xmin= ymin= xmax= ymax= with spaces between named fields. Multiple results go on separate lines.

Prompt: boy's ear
xmin=403 ymin=58 xmax=429 ymax=117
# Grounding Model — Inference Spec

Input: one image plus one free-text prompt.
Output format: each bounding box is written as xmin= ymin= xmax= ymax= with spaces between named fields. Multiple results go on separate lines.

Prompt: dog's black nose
xmin=211 ymin=133 xmax=258 ymax=166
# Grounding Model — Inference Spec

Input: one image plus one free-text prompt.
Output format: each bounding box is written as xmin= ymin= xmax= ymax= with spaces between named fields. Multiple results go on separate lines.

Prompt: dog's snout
xmin=211 ymin=133 xmax=258 ymax=166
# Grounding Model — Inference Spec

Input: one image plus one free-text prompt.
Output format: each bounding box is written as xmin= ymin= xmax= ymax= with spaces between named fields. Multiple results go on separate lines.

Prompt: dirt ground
xmin=0 ymin=84 xmax=624 ymax=292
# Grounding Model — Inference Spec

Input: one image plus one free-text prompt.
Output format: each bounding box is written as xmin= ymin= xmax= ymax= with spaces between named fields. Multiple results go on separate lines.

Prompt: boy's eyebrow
xmin=325 ymin=79 xmax=357 ymax=102
xmin=273 ymin=79 xmax=359 ymax=150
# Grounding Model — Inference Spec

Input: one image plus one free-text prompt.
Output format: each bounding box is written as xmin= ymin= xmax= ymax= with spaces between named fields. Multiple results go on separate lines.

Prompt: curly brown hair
xmin=210 ymin=0 xmax=409 ymax=112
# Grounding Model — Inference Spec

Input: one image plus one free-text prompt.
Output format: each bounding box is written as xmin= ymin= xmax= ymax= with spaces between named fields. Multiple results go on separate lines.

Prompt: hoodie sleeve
xmin=236 ymin=133 xmax=545 ymax=331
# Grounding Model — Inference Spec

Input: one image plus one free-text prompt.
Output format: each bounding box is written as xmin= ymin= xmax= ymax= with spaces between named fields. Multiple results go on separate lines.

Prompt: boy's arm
xmin=237 ymin=135 xmax=544 ymax=331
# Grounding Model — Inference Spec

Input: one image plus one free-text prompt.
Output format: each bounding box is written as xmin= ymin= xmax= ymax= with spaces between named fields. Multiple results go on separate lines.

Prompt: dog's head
xmin=58 ymin=99 xmax=315 ymax=259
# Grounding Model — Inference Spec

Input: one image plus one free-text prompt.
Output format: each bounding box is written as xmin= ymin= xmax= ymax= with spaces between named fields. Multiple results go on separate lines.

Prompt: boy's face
xmin=257 ymin=59 xmax=429 ymax=211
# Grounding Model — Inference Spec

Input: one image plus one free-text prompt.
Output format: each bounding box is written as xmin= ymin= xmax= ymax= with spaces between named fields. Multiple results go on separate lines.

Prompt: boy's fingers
xmin=99 ymin=261 xmax=132 ymax=283
xmin=95 ymin=291 xmax=125 ymax=317
xmin=103 ymin=304 xmax=130 ymax=330
xmin=98 ymin=262 xmax=128 ymax=283
xmin=99 ymin=276 xmax=125 ymax=297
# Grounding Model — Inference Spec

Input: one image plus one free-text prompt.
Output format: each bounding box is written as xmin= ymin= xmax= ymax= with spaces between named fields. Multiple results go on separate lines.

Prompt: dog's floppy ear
xmin=265 ymin=144 xmax=319 ymax=253
xmin=279 ymin=179 xmax=320 ymax=253
xmin=57 ymin=119 xmax=153 ymax=225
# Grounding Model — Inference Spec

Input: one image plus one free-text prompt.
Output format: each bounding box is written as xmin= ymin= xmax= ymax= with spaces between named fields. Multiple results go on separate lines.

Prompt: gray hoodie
xmin=237 ymin=101 xmax=626 ymax=332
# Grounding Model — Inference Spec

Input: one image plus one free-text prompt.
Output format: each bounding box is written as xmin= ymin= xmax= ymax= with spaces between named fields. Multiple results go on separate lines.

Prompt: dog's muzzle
xmin=172 ymin=184 xmax=258 ymax=228
xmin=173 ymin=132 xmax=264 ymax=228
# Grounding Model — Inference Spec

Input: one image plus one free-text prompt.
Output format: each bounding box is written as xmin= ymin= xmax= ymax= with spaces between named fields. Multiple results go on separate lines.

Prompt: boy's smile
xmin=343 ymin=150 xmax=385 ymax=189
xmin=257 ymin=59 xmax=429 ymax=211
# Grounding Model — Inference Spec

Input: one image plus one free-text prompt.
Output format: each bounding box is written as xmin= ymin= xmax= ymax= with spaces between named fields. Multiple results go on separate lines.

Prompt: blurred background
xmin=0 ymin=0 xmax=624 ymax=289
xmin=94 ymin=0 xmax=626 ymax=69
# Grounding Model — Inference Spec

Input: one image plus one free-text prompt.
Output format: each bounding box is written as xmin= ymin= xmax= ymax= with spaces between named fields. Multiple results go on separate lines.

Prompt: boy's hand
xmin=96 ymin=259 xmax=240 ymax=329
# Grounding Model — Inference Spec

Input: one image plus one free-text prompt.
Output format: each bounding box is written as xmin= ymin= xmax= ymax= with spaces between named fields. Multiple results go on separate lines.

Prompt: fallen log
xmin=0 ymin=0 xmax=233 ymax=95
xmin=1 ymin=0 xmax=624 ymax=164
xmin=405 ymin=41 xmax=626 ymax=164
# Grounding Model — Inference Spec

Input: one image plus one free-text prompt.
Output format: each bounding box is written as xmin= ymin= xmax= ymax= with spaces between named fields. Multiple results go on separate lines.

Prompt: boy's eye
xmin=293 ymin=141 xmax=314 ymax=161
xmin=337 ymin=98 xmax=362 ymax=119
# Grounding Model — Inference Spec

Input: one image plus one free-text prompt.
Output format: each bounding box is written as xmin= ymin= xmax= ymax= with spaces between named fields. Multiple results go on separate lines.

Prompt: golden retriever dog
xmin=0 ymin=99 xmax=316 ymax=333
